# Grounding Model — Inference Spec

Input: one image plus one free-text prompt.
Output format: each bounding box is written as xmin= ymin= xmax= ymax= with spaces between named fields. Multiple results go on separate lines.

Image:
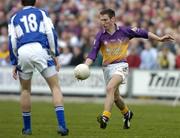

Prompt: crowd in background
xmin=0 ymin=0 xmax=179 ymax=69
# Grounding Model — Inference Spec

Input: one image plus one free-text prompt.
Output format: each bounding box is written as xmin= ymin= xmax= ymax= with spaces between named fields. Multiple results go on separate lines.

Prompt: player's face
xmin=100 ymin=14 xmax=115 ymax=30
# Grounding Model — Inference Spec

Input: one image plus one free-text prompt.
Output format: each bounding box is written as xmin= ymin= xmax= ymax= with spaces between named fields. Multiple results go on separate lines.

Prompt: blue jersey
xmin=8 ymin=6 xmax=59 ymax=65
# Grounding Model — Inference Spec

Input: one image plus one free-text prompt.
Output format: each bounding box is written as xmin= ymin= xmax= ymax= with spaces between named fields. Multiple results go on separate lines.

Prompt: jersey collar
xmin=103 ymin=24 xmax=120 ymax=34
xmin=23 ymin=6 xmax=33 ymax=9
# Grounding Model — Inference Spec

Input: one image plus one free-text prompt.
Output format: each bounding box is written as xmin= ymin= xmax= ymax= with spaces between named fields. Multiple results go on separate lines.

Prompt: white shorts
xmin=17 ymin=42 xmax=57 ymax=80
xmin=103 ymin=62 xmax=129 ymax=85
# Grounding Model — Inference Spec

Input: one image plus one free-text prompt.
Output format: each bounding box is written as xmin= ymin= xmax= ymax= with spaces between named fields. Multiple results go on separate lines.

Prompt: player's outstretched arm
xmin=148 ymin=32 xmax=175 ymax=42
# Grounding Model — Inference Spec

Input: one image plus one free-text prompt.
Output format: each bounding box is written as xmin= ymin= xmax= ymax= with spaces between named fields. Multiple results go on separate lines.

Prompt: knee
xmin=21 ymin=87 xmax=31 ymax=93
xmin=106 ymin=85 xmax=116 ymax=94
xmin=49 ymin=81 xmax=60 ymax=92
xmin=51 ymin=86 xmax=61 ymax=94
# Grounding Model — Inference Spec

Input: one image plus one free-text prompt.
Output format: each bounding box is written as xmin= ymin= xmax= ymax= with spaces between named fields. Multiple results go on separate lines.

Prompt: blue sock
xmin=55 ymin=106 xmax=67 ymax=129
xmin=22 ymin=112 xmax=31 ymax=130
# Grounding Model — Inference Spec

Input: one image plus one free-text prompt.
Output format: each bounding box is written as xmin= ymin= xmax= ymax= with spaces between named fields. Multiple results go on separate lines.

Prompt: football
xmin=74 ymin=64 xmax=90 ymax=80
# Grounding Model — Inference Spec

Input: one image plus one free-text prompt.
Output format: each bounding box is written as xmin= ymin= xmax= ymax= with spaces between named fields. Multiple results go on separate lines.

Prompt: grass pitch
xmin=0 ymin=100 xmax=180 ymax=138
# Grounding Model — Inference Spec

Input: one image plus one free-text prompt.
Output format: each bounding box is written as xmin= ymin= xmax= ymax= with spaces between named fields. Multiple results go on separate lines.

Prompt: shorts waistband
xmin=103 ymin=60 xmax=127 ymax=67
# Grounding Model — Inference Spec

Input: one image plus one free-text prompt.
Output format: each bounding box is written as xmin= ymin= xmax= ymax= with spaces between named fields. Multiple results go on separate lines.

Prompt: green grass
xmin=0 ymin=101 xmax=180 ymax=138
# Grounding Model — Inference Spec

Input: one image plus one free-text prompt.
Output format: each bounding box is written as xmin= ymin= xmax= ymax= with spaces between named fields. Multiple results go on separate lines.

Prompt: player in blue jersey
xmin=85 ymin=9 xmax=174 ymax=130
xmin=8 ymin=0 xmax=68 ymax=136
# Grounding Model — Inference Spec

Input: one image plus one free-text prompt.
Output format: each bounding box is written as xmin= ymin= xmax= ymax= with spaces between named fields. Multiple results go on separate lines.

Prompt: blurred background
xmin=0 ymin=0 xmax=180 ymax=103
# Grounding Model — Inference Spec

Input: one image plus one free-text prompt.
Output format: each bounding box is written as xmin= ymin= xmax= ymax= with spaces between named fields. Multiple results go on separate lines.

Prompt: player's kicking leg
xmin=43 ymin=68 xmax=68 ymax=136
xmin=114 ymin=89 xmax=133 ymax=129
xmin=97 ymin=75 xmax=122 ymax=129
xmin=19 ymin=76 xmax=32 ymax=135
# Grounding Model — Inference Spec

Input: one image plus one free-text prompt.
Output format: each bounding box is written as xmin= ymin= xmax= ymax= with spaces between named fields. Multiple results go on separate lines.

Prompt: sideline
xmin=0 ymin=94 xmax=179 ymax=106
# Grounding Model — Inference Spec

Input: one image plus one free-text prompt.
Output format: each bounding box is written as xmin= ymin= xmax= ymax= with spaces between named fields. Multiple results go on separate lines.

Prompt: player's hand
xmin=159 ymin=35 xmax=175 ymax=42
xmin=53 ymin=57 xmax=60 ymax=72
xmin=56 ymin=63 xmax=61 ymax=72
xmin=12 ymin=66 xmax=18 ymax=80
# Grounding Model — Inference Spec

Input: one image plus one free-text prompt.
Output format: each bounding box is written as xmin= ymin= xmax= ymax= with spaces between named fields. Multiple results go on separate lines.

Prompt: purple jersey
xmin=88 ymin=26 xmax=148 ymax=65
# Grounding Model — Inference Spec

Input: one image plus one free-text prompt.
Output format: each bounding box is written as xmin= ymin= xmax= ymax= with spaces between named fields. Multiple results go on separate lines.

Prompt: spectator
xmin=58 ymin=41 xmax=73 ymax=66
xmin=127 ymin=39 xmax=141 ymax=68
xmin=158 ymin=45 xmax=175 ymax=69
xmin=0 ymin=39 xmax=9 ymax=66
xmin=175 ymin=47 xmax=180 ymax=69
xmin=140 ymin=41 xmax=158 ymax=69
xmin=127 ymin=46 xmax=141 ymax=68
xmin=69 ymin=47 xmax=84 ymax=66
xmin=0 ymin=0 xmax=179 ymax=68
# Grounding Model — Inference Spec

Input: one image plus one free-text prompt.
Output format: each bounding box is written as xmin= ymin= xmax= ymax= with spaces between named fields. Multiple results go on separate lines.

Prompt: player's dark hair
xmin=21 ymin=0 xmax=36 ymax=6
xmin=100 ymin=9 xmax=115 ymax=19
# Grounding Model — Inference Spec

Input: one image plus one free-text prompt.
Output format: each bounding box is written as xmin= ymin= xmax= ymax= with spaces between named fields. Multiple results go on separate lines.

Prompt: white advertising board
xmin=0 ymin=67 xmax=127 ymax=96
xmin=0 ymin=67 xmax=20 ymax=92
xmin=132 ymin=70 xmax=180 ymax=97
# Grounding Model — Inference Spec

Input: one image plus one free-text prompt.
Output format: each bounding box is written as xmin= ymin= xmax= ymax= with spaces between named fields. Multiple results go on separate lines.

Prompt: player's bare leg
xmin=97 ymin=75 xmax=122 ymax=129
xmin=45 ymin=74 xmax=68 ymax=136
xmin=45 ymin=74 xmax=63 ymax=106
xmin=114 ymin=89 xmax=126 ymax=111
xmin=114 ymin=89 xmax=133 ymax=129
xmin=104 ymin=75 xmax=122 ymax=112
xmin=19 ymin=78 xmax=32 ymax=135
